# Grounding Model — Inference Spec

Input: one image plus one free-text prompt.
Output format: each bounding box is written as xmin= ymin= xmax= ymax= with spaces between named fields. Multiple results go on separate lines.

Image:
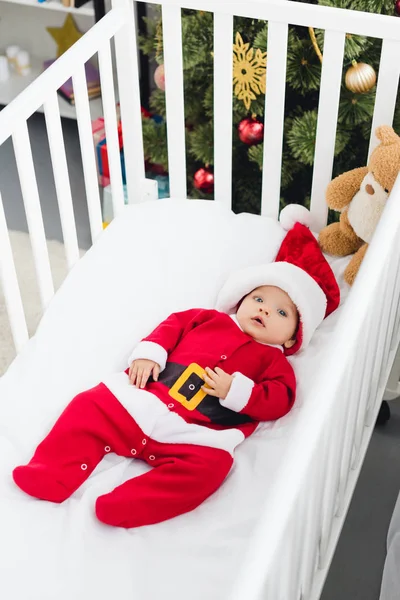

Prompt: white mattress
xmin=0 ymin=199 xmax=350 ymax=600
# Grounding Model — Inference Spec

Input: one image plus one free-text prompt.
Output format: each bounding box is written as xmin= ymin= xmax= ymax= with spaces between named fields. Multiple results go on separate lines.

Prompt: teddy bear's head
xmin=346 ymin=126 xmax=400 ymax=244
xmin=368 ymin=126 xmax=400 ymax=194
xmin=319 ymin=125 xmax=400 ymax=285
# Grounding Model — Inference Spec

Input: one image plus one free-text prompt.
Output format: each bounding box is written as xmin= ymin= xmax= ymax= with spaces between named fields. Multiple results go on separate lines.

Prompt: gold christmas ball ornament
xmin=345 ymin=60 xmax=377 ymax=94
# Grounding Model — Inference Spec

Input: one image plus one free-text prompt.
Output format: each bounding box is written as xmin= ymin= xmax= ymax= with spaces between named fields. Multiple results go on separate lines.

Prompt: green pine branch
xmin=394 ymin=108 xmax=400 ymax=135
xmin=181 ymin=11 xmax=214 ymax=71
xmin=142 ymin=118 xmax=168 ymax=171
xmin=149 ymin=89 xmax=166 ymax=118
xmin=287 ymin=110 xmax=350 ymax=166
xmin=286 ymin=31 xmax=321 ymax=94
xmin=188 ymin=122 xmax=214 ymax=165
xmin=318 ymin=0 xmax=393 ymax=13
xmin=139 ymin=2 xmax=400 ymax=215
xmin=338 ymin=86 xmax=375 ymax=127
xmin=253 ymin=24 xmax=268 ymax=51
xmin=138 ymin=8 xmax=163 ymax=63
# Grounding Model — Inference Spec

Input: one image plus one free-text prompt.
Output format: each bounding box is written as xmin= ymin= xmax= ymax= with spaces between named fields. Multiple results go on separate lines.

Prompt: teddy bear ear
xmin=375 ymin=125 xmax=400 ymax=146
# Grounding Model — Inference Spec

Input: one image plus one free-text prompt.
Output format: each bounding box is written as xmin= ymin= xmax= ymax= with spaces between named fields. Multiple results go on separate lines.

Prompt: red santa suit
xmin=12 ymin=208 xmax=340 ymax=529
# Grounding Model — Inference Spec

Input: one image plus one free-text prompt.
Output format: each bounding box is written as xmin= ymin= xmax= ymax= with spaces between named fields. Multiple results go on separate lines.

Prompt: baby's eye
xmin=278 ymin=309 xmax=287 ymax=317
xmin=384 ymin=188 xmax=389 ymax=194
xmin=254 ymin=296 xmax=263 ymax=303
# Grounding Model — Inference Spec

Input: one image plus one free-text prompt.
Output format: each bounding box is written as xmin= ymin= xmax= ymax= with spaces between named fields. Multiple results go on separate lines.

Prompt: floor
xmin=1 ymin=113 xmax=400 ymax=599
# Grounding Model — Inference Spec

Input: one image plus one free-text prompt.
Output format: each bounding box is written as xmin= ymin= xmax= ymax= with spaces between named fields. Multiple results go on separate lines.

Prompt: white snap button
xmin=81 ymin=464 xmax=88 ymax=471
xmin=131 ymin=449 xmax=137 ymax=456
xmin=188 ymin=384 xmax=195 ymax=391
xmin=142 ymin=439 xmax=147 ymax=445
xmin=149 ymin=455 xmax=155 ymax=461
xmin=221 ymin=355 xmax=227 ymax=360
xmin=168 ymin=403 xmax=174 ymax=408
xmin=104 ymin=446 xmax=111 ymax=453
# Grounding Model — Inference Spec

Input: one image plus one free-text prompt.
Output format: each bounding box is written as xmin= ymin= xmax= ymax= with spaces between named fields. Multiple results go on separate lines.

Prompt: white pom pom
xmin=279 ymin=204 xmax=312 ymax=231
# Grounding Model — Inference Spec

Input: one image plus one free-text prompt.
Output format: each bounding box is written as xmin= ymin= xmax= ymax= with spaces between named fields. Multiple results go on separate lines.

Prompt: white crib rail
xmin=369 ymin=38 xmax=400 ymax=157
xmin=73 ymin=63 xmax=104 ymax=242
xmin=1 ymin=0 xmax=400 ymax=597
xmin=162 ymin=5 xmax=187 ymax=199
xmin=0 ymin=192 xmax=29 ymax=353
xmin=260 ymin=20 xmax=288 ymax=220
xmin=113 ymin=0 xmax=147 ymax=206
xmin=44 ymin=93 xmax=80 ymax=271
xmin=1 ymin=0 xmax=399 ymax=353
xmin=0 ymin=0 xmax=144 ymax=350
xmin=144 ymin=0 xmax=400 ymax=227
xmin=213 ymin=11 xmax=234 ymax=208
xmin=0 ymin=10 xmax=126 ymax=144
xmin=309 ymin=30 xmax=345 ymax=231
xmin=231 ymin=180 xmax=400 ymax=599
xmin=12 ymin=121 xmax=55 ymax=312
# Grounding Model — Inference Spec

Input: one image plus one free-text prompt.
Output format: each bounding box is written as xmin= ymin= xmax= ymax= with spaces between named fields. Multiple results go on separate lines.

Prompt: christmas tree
xmin=139 ymin=0 xmax=400 ymax=215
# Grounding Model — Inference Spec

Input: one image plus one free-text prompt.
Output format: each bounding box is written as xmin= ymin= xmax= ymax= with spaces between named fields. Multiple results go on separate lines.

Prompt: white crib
xmin=0 ymin=1 xmax=400 ymax=599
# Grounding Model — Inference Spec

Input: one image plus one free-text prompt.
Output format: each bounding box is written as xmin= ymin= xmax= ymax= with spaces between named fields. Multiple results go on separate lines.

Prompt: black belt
xmin=150 ymin=362 xmax=253 ymax=427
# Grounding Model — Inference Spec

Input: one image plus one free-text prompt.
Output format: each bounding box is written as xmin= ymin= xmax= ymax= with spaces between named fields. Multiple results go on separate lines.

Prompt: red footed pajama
xmin=12 ymin=384 xmax=233 ymax=528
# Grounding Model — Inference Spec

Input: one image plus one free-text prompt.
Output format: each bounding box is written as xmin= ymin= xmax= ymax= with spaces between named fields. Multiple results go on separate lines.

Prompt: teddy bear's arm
xmin=326 ymin=166 xmax=369 ymax=211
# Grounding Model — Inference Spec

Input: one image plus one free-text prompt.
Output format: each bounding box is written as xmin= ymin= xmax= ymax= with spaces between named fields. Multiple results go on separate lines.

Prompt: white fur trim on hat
xmin=128 ymin=341 xmax=168 ymax=370
xmin=279 ymin=204 xmax=312 ymax=231
xmin=216 ymin=262 xmax=327 ymax=351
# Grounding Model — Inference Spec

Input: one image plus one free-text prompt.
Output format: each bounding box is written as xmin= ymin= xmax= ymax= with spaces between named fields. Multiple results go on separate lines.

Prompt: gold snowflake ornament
xmin=233 ymin=32 xmax=267 ymax=110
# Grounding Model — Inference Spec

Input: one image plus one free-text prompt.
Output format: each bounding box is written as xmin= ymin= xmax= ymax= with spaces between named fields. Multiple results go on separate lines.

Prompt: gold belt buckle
xmin=169 ymin=363 xmax=207 ymax=411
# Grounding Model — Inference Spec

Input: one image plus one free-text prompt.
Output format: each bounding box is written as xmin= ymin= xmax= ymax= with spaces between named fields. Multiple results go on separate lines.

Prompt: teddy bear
xmin=318 ymin=125 xmax=400 ymax=286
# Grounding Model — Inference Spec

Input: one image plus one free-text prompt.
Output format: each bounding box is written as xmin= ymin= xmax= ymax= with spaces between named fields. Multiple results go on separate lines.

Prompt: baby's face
xmin=236 ymin=285 xmax=298 ymax=348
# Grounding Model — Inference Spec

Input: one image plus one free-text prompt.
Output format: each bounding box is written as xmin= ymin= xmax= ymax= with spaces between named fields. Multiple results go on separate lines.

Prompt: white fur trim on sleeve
xmin=128 ymin=341 xmax=168 ymax=371
xmin=219 ymin=372 xmax=254 ymax=412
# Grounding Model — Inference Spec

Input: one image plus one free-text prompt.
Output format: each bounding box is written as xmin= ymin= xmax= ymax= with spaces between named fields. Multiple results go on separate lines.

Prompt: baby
xmin=12 ymin=222 xmax=339 ymax=528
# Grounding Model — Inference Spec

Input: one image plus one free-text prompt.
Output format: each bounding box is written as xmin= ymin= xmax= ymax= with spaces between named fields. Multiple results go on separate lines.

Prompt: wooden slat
xmin=0 ymin=191 xmax=29 ymax=353
xmin=162 ymin=4 xmax=187 ymax=199
xmin=12 ymin=122 xmax=55 ymax=311
xmin=73 ymin=65 xmax=103 ymax=243
xmin=44 ymin=92 xmax=80 ymax=271
xmin=261 ymin=21 xmax=288 ymax=219
xmin=98 ymin=41 xmax=125 ymax=218
xmin=310 ymin=30 xmax=345 ymax=232
xmin=368 ymin=39 xmax=400 ymax=159
xmin=113 ymin=0 xmax=146 ymax=204
xmin=213 ymin=11 xmax=233 ymax=207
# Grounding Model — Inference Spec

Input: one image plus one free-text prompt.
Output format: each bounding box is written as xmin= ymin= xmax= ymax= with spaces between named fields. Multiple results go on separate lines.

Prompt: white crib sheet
xmin=0 ymin=199 xmax=350 ymax=600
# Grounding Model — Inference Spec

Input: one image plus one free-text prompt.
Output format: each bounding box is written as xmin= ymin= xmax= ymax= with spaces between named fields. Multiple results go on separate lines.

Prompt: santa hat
xmin=216 ymin=204 xmax=340 ymax=355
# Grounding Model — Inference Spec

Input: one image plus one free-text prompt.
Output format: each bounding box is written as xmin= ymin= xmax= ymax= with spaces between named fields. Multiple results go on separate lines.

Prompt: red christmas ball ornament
xmin=238 ymin=117 xmax=264 ymax=145
xmin=395 ymin=0 xmax=400 ymax=15
xmin=193 ymin=167 xmax=214 ymax=194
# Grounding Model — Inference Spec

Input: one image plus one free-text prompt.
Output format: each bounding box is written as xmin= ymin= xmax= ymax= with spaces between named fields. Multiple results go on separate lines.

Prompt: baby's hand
xmin=202 ymin=367 xmax=233 ymax=400
xmin=129 ymin=359 xmax=160 ymax=389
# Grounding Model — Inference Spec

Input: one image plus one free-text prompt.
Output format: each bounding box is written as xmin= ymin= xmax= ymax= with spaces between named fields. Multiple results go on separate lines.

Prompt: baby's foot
xmin=13 ymin=462 xmax=73 ymax=503
xmin=96 ymin=488 xmax=137 ymax=528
